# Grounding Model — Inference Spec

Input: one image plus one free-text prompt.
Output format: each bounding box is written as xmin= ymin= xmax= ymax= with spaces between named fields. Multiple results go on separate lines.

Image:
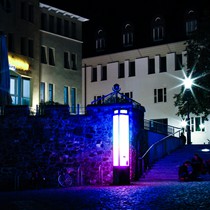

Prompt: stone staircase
xmin=140 ymin=144 xmax=210 ymax=181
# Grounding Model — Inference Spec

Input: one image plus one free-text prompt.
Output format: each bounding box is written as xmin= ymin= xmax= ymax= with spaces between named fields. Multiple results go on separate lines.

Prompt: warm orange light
xmin=8 ymin=54 xmax=29 ymax=71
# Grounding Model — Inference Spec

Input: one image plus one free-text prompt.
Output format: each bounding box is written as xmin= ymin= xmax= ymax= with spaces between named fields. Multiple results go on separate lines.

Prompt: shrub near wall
xmin=0 ymin=104 xmax=144 ymax=191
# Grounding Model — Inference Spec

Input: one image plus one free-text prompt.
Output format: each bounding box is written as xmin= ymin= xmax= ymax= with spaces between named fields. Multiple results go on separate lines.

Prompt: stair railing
xmin=139 ymin=129 xmax=183 ymax=178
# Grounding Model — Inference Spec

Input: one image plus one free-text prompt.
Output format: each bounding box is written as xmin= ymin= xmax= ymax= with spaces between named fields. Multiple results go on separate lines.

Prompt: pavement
xmin=1 ymin=180 xmax=210 ymax=210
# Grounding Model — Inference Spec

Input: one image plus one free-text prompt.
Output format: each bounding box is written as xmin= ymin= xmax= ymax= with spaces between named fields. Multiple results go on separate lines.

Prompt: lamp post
xmin=184 ymin=77 xmax=192 ymax=145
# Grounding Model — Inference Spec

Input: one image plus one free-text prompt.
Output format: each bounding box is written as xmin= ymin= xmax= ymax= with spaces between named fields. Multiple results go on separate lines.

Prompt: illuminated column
xmin=113 ymin=109 xmax=130 ymax=185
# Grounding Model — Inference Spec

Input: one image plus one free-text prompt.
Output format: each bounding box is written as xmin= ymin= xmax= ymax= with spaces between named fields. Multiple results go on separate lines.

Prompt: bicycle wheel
xmin=58 ymin=174 xmax=72 ymax=187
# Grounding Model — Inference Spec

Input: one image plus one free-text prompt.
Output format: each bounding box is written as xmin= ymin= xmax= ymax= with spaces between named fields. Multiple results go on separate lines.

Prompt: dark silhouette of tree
xmin=174 ymin=7 xmax=210 ymax=120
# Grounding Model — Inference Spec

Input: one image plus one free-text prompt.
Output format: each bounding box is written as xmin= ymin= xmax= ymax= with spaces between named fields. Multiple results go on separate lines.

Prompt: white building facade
xmin=82 ymin=41 xmax=210 ymax=144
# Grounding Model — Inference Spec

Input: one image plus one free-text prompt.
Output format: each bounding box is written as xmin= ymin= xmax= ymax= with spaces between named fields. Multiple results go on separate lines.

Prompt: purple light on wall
xmin=113 ymin=109 xmax=129 ymax=166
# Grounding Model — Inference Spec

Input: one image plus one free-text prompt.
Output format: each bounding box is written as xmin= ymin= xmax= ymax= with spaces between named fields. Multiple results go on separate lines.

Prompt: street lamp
xmin=184 ymin=77 xmax=192 ymax=145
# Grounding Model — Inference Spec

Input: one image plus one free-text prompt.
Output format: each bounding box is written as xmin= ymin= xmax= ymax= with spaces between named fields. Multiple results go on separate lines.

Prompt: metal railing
xmin=139 ymin=129 xmax=183 ymax=178
xmin=144 ymin=119 xmax=181 ymax=137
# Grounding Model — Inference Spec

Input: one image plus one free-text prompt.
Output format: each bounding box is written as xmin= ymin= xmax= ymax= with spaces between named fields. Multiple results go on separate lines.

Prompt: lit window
xmin=64 ymin=86 xmax=69 ymax=105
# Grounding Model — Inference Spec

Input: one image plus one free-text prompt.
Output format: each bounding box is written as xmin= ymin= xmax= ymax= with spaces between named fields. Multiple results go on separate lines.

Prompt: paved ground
xmin=1 ymin=180 xmax=210 ymax=210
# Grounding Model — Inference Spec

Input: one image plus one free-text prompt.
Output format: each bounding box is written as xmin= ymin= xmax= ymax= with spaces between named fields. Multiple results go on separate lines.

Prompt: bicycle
xmin=57 ymin=167 xmax=73 ymax=187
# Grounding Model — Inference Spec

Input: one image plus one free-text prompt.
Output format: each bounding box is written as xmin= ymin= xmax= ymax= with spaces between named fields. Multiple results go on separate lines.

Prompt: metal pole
xmin=186 ymin=100 xmax=191 ymax=145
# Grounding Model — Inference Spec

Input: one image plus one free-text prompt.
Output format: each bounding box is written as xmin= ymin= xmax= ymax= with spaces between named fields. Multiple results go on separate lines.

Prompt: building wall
xmin=0 ymin=0 xmax=87 ymax=112
xmin=82 ymin=42 xmax=210 ymax=144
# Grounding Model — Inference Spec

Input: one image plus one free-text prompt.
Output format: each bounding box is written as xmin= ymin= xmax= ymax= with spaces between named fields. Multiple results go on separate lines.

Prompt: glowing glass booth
xmin=113 ymin=109 xmax=130 ymax=185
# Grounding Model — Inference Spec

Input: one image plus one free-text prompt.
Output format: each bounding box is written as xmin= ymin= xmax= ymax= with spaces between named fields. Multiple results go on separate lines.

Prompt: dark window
xmin=129 ymin=61 xmax=135 ymax=77
xmin=64 ymin=52 xmax=70 ymax=69
xmin=28 ymin=4 xmax=34 ymax=23
xmin=123 ymin=24 xmax=133 ymax=47
xmin=8 ymin=33 xmax=14 ymax=52
xmin=71 ymin=53 xmax=77 ymax=70
xmin=41 ymin=13 xmax=47 ymax=30
xmin=154 ymin=88 xmax=167 ymax=103
xmin=71 ymin=22 xmax=76 ymax=38
xmin=20 ymin=37 xmax=27 ymax=56
xmin=21 ymin=2 xmax=27 ymax=20
xmin=158 ymin=88 xmax=163 ymax=102
xmin=91 ymin=67 xmax=97 ymax=82
xmin=152 ymin=17 xmax=165 ymax=42
xmin=57 ymin=17 xmax=62 ymax=35
xmin=49 ymin=48 xmax=55 ymax=66
xmin=0 ymin=0 xmax=11 ymax=13
xmin=175 ymin=54 xmax=182 ymax=70
xmin=28 ymin=39 xmax=33 ymax=58
xmin=148 ymin=58 xmax=155 ymax=74
xmin=41 ymin=46 xmax=47 ymax=64
xmin=119 ymin=63 xmax=125 ymax=78
xmin=185 ymin=10 xmax=197 ymax=36
xmin=101 ymin=66 xmax=107 ymax=81
xmin=96 ymin=29 xmax=105 ymax=51
xmin=49 ymin=15 xmax=54 ymax=33
xmin=64 ymin=20 xmax=69 ymax=37
xmin=160 ymin=56 xmax=166 ymax=72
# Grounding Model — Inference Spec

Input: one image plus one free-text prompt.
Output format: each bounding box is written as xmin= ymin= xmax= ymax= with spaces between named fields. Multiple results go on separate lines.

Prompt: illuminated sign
xmin=8 ymin=54 xmax=29 ymax=71
xmin=113 ymin=109 xmax=129 ymax=166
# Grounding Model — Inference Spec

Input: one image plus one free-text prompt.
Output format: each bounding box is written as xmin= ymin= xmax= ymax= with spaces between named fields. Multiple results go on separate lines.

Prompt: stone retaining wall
xmin=0 ymin=104 xmax=145 ymax=191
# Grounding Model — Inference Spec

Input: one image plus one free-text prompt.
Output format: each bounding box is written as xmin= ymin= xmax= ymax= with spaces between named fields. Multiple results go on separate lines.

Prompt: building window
xmin=71 ymin=22 xmax=76 ymax=38
xmin=123 ymin=23 xmax=133 ymax=47
xmin=129 ymin=61 xmax=135 ymax=77
xmin=41 ymin=13 xmax=47 ymax=30
xmin=40 ymin=82 xmax=45 ymax=102
xmin=159 ymin=56 xmax=166 ymax=73
xmin=71 ymin=53 xmax=77 ymax=70
xmin=0 ymin=0 xmax=11 ymax=13
xmin=20 ymin=37 xmax=27 ymax=56
xmin=123 ymin=92 xmax=133 ymax=99
xmin=48 ymin=83 xmax=53 ymax=102
xmin=10 ymin=77 xmax=18 ymax=104
xmin=22 ymin=79 xmax=30 ymax=105
xmin=57 ymin=17 xmax=62 ymax=35
xmin=154 ymin=88 xmax=167 ymax=103
xmin=49 ymin=48 xmax=55 ymax=66
xmin=148 ymin=58 xmax=155 ymax=74
xmin=49 ymin=15 xmax=54 ymax=33
xmin=21 ymin=1 xmax=27 ymax=20
xmin=96 ymin=29 xmax=105 ymax=51
xmin=152 ymin=17 xmax=164 ymax=42
xmin=64 ymin=51 xmax=70 ymax=69
xmin=191 ymin=117 xmax=205 ymax=132
xmin=64 ymin=86 xmax=69 ymax=105
xmin=101 ymin=66 xmax=107 ymax=81
xmin=185 ymin=10 xmax=197 ymax=36
xmin=71 ymin=87 xmax=76 ymax=113
xmin=41 ymin=46 xmax=47 ymax=64
xmin=8 ymin=33 xmax=14 ymax=52
xmin=91 ymin=67 xmax=97 ymax=82
xmin=28 ymin=4 xmax=34 ymax=23
xmin=119 ymin=63 xmax=125 ymax=78
xmin=64 ymin=20 xmax=69 ymax=37
xmin=175 ymin=54 xmax=182 ymax=70
xmin=28 ymin=39 xmax=34 ymax=58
